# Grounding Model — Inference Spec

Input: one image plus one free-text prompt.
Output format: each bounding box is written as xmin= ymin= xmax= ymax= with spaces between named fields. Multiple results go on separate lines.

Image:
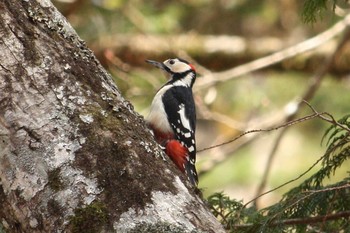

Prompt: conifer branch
xmin=233 ymin=210 xmax=350 ymax=229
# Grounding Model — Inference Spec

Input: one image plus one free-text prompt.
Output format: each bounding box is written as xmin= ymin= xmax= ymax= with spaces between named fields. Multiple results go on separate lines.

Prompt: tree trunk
xmin=0 ymin=0 xmax=224 ymax=232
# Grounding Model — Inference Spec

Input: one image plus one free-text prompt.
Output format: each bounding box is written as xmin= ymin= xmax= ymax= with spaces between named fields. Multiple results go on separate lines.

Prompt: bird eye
xmin=169 ymin=59 xmax=175 ymax=65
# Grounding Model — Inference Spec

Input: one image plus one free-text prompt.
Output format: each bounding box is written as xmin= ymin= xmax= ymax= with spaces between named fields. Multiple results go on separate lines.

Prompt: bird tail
xmin=184 ymin=159 xmax=198 ymax=186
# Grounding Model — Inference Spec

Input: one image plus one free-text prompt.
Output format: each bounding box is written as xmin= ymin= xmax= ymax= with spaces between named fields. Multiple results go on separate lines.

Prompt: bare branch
xmin=233 ymin=210 xmax=350 ymax=229
xmin=303 ymin=183 xmax=350 ymax=194
xmin=275 ymin=211 xmax=350 ymax=226
xmin=253 ymin=129 xmax=287 ymax=207
xmin=252 ymin=23 xmax=350 ymax=205
xmin=197 ymin=15 xmax=350 ymax=178
xmin=197 ymin=111 xmax=324 ymax=176
xmin=195 ymin=14 xmax=350 ymax=90
xmin=304 ymin=100 xmax=350 ymax=133
xmin=198 ymin=112 xmax=321 ymax=153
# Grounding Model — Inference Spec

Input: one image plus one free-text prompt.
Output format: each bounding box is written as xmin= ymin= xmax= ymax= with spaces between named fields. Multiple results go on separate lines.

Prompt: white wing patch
xmin=188 ymin=145 xmax=195 ymax=152
xmin=177 ymin=104 xmax=192 ymax=132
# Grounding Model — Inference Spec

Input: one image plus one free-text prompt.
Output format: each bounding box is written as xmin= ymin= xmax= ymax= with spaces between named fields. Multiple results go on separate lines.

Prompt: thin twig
xmin=253 ymin=129 xmax=287 ymax=207
xmin=241 ymin=107 xmax=349 ymax=210
xmin=264 ymin=182 xmax=343 ymax=228
xmin=242 ymin=151 xmax=326 ymax=209
xmin=246 ymin=109 xmax=350 ymax=208
xmin=304 ymin=100 xmax=350 ymax=133
xmin=252 ymin=24 xmax=350 ymax=205
xmin=197 ymin=16 xmax=350 ymax=178
xmin=302 ymin=183 xmax=350 ymax=194
xmin=198 ymin=112 xmax=322 ymax=152
xmin=233 ymin=210 xmax=350 ymax=229
xmin=195 ymin=14 xmax=350 ymax=90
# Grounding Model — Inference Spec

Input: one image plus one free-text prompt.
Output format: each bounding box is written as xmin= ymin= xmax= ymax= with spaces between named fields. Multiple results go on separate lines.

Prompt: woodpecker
xmin=146 ymin=58 xmax=198 ymax=186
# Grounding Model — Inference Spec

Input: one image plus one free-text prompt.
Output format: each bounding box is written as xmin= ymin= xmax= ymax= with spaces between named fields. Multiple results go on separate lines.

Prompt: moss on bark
xmin=69 ymin=201 xmax=108 ymax=233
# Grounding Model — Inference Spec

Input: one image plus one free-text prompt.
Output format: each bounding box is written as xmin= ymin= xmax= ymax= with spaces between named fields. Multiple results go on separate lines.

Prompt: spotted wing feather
xmin=162 ymin=86 xmax=198 ymax=184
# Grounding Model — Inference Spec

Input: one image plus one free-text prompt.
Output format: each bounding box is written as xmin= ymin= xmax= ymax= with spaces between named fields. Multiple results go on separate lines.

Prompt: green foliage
xmin=0 ymin=224 xmax=5 ymax=233
xmin=302 ymin=0 xmax=337 ymax=23
xmin=207 ymin=115 xmax=350 ymax=232
xmin=207 ymin=193 xmax=244 ymax=228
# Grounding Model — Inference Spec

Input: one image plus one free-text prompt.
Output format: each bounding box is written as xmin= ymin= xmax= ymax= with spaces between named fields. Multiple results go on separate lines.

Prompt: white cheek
xmin=167 ymin=63 xmax=190 ymax=73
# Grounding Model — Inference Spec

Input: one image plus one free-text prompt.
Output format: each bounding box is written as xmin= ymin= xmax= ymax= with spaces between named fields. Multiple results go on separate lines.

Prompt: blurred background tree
xmin=53 ymin=0 xmax=350 ymax=217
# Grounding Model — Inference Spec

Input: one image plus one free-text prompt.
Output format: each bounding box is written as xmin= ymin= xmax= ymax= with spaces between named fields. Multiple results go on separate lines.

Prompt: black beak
xmin=145 ymin=59 xmax=166 ymax=70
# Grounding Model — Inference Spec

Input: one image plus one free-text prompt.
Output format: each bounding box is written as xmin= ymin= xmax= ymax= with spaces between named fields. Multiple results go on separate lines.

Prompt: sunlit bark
xmin=0 ymin=1 xmax=224 ymax=232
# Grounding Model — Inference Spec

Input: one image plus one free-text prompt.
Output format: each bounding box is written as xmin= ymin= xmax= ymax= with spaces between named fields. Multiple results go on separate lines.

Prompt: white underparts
xmin=146 ymin=85 xmax=173 ymax=134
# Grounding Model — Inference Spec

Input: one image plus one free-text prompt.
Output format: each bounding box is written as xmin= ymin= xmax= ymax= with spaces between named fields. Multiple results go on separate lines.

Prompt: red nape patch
xmin=189 ymin=63 xmax=196 ymax=72
xmin=165 ymin=140 xmax=188 ymax=173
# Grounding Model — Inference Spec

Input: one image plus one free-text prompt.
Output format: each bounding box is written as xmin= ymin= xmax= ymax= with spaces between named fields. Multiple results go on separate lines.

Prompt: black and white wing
xmin=162 ymin=86 xmax=198 ymax=184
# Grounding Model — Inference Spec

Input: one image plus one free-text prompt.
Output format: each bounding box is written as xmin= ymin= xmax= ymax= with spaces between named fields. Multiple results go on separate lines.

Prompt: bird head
xmin=146 ymin=58 xmax=196 ymax=87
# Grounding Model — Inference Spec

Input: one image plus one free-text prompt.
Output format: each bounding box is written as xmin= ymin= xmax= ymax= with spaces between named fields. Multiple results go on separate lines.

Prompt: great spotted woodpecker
xmin=146 ymin=58 xmax=198 ymax=186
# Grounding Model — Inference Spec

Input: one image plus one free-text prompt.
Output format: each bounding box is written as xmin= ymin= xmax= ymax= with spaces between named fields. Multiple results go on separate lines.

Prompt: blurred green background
xmin=53 ymin=0 xmax=350 ymax=208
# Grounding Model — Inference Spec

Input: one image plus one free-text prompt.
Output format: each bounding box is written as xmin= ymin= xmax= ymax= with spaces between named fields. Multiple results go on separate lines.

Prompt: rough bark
xmin=0 ymin=1 xmax=224 ymax=232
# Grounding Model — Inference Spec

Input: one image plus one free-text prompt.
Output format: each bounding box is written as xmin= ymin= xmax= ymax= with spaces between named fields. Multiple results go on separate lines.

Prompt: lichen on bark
xmin=0 ymin=0 xmax=225 ymax=232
